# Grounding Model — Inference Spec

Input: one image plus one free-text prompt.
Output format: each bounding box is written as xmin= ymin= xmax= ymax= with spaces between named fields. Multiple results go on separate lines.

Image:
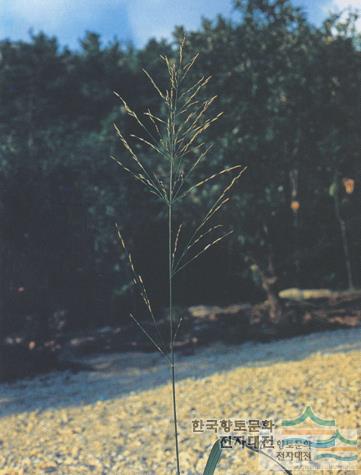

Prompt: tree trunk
xmin=333 ymin=179 xmax=354 ymax=290
xmin=0 ymin=233 xmax=5 ymax=380
xmin=249 ymin=255 xmax=285 ymax=325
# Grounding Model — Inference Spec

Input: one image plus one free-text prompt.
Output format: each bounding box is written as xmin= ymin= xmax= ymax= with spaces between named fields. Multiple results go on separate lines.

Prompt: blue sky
xmin=0 ymin=0 xmax=359 ymax=49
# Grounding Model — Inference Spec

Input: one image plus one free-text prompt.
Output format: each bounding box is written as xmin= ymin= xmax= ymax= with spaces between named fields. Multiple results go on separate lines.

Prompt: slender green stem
xmin=171 ymin=346 xmax=180 ymax=475
xmin=168 ymin=66 xmax=181 ymax=475
xmin=169 ymin=187 xmax=181 ymax=475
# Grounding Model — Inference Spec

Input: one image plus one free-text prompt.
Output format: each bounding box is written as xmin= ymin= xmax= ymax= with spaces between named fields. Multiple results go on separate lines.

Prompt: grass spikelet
xmin=142 ymin=68 xmax=166 ymax=99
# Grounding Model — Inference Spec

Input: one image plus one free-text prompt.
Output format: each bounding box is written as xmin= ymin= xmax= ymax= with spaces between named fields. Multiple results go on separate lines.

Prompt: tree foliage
xmin=0 ymin=0 xmax=360 ymax=336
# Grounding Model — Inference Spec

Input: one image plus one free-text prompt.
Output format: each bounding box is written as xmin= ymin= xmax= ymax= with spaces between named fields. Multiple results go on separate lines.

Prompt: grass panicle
xmin=113 ymin=39 xmax=244 ymax=475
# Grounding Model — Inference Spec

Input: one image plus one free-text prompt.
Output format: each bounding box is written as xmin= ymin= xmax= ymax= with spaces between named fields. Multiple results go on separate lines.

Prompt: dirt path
xmin=0 ymin=327 xmax=360 ymax=474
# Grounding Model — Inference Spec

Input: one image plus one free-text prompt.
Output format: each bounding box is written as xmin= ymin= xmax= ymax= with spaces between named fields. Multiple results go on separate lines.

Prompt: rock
xmin=188 ymin=303 xmax=252 ymax=320
xmin=279 ymin=288 xmax=333 ymax=300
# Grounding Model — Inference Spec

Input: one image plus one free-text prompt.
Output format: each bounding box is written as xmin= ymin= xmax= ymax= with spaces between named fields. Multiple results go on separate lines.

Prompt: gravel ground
xmin=0 ymin=327 xmax=360 ymax=474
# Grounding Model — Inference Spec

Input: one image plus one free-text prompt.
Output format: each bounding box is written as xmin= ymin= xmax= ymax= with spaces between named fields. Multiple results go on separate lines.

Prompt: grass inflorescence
xmin=112 ymin=38 xmax=245 ymax=474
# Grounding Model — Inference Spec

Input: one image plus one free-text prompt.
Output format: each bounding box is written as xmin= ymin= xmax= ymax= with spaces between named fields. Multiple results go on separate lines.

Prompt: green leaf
xmin=203 ymin=439 xmax=222 ymax=475
xmin=203 ymin=439 xmax=293 ymax=475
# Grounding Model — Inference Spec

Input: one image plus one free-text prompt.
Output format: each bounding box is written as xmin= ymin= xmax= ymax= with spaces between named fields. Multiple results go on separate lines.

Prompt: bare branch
xmin=179 ymin=165 xmax=245 ymax=199
xmin=173 ymin=230 xmax=233 ymax=275
xmin=130 ymin=313 xmax=170 ymax=362
xmin=116 ymin=225 xmax=169 ymax=358
xmin=110 ymin=155 xmax=163 ymax=199
xmin=172 ymin=315 xmax=184 ymax=344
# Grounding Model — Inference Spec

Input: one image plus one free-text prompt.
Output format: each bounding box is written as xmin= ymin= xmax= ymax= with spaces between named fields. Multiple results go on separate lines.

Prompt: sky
xmin=0 ymin=0 xmax=360 ymax=49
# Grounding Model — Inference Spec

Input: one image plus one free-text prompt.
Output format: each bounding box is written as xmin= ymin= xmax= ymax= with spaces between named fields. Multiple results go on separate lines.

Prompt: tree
xmin=181 ymin=0 xmax=360 ymax=319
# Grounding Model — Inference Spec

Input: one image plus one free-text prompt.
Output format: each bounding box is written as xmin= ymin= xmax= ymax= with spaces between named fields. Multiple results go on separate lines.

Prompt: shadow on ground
xmin=0 ymin=327 xmax=360 ymax=418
